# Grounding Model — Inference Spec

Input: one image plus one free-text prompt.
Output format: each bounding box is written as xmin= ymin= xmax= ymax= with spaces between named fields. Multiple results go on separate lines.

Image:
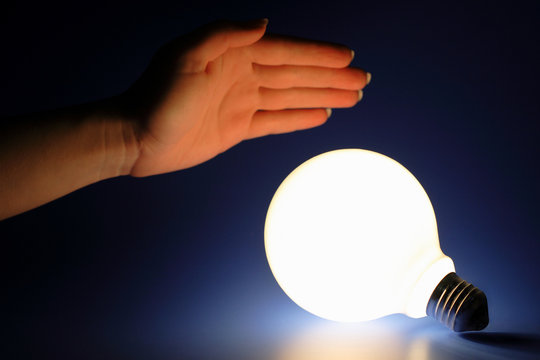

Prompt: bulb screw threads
xmin=426 ymin=272 xmax=489 ymax=332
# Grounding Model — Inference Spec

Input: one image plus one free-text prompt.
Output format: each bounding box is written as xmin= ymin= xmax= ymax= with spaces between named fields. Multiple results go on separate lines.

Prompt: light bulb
xmin=265 ymin=149 xmax=488 ymax=332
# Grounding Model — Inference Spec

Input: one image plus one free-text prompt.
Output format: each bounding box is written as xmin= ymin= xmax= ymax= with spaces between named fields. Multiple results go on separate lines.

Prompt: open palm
xmin=125 ymin=20 xmax=369 ymax=177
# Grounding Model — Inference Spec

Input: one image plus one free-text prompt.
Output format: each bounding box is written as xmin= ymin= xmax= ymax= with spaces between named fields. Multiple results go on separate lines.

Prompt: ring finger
xmin=258 ymin=87 xmax=361 ymax=110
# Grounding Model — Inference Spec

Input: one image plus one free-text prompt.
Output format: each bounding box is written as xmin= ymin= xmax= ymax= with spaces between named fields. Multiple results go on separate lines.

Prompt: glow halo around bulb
xmin=264 ymin=149 xmax=455 ymax=322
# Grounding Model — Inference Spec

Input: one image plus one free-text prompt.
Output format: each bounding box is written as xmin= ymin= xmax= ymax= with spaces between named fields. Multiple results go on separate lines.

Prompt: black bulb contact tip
xmin=426 ymin=272 xmax=489 ymax=332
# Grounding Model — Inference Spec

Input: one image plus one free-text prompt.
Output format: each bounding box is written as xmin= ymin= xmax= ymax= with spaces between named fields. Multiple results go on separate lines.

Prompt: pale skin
xmin=0 ymin=19 xmax=370 ymax=220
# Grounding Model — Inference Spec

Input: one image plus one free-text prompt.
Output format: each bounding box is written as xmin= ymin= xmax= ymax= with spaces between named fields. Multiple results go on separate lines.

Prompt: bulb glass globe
xmin=265 ymin=149 xmax=487 ymax=330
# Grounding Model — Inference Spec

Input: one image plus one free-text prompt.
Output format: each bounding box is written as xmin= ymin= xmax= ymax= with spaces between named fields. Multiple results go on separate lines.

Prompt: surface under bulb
xmin=264 ymin=149 xmax=488 ymax=332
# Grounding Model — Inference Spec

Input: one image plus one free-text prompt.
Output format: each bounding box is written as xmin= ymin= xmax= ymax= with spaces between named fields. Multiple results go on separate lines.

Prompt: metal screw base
xmin=426 ymin=272 xmax=489 ymax=332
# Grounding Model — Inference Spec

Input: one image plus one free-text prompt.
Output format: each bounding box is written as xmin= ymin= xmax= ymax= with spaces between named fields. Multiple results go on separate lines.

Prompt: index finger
xmin=248 ymin=34 xmax=354 ymax=68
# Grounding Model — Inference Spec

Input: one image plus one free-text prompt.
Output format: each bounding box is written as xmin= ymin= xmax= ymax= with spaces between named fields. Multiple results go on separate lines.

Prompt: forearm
xmin=0 ymin=97 xmax=139 ymax=220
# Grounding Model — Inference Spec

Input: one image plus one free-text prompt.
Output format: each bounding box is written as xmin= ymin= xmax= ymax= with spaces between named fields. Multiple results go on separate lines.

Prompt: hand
xmin=0 ymin=19 xmax=370 ymax=219
xmin=123 ymin=19 xmax=370 ymax=177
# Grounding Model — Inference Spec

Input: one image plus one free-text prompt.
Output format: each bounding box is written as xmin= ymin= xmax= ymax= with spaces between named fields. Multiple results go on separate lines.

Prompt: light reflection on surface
xmin=272 ymin=317 xmax=429 ymax=360
xmin=167 ymin=299 xmax=540 ymax=360
xmin=265 ymin=316 xmax=540 ymax=360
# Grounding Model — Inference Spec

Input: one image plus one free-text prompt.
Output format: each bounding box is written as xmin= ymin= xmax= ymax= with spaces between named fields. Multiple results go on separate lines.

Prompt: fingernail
xmin=350 ymin=49 xmax=355 ymax=60
xmin=358 ymin=90 xmax=364 ymax=101
xmin=326 ymin=108 xmax=332 ymax=118
xmin=366 ymin=72 xmax=372 ymax=85
xmin=260 ymin=18 xmax=269 ymax=26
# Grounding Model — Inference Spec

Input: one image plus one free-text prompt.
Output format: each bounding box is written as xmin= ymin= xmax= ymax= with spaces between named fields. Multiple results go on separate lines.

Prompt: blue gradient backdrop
xmin=2 ymin=1 xmax=539 ymax=359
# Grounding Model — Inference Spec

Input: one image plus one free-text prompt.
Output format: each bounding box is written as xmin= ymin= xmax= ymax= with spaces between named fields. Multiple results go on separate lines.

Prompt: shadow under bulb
xmin=264 ymin=149 xmax=488 ymax=332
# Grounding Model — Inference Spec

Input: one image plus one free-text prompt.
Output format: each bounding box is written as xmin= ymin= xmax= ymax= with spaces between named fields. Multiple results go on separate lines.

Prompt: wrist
xmin=94 ymin=95 xmax=141 ymax=180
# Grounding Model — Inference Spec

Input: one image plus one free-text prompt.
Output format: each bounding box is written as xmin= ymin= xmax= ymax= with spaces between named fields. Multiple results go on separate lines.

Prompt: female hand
xmin=0 ymin=19 xmax=370 ymax=219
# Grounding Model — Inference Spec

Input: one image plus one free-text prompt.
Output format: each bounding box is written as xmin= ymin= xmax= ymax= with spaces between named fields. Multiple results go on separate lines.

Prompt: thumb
xmin=182 ymin=19 xmax=268 ymax=72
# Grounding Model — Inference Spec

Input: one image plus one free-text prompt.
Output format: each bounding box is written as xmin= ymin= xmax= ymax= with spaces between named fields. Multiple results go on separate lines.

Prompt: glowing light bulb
xmin=265 ymin=149 xmax=488 ymax=332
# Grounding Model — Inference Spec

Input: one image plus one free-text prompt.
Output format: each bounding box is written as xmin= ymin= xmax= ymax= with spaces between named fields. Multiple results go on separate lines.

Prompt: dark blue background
xmin=2 ymin=1 xmax=539 ymax=359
